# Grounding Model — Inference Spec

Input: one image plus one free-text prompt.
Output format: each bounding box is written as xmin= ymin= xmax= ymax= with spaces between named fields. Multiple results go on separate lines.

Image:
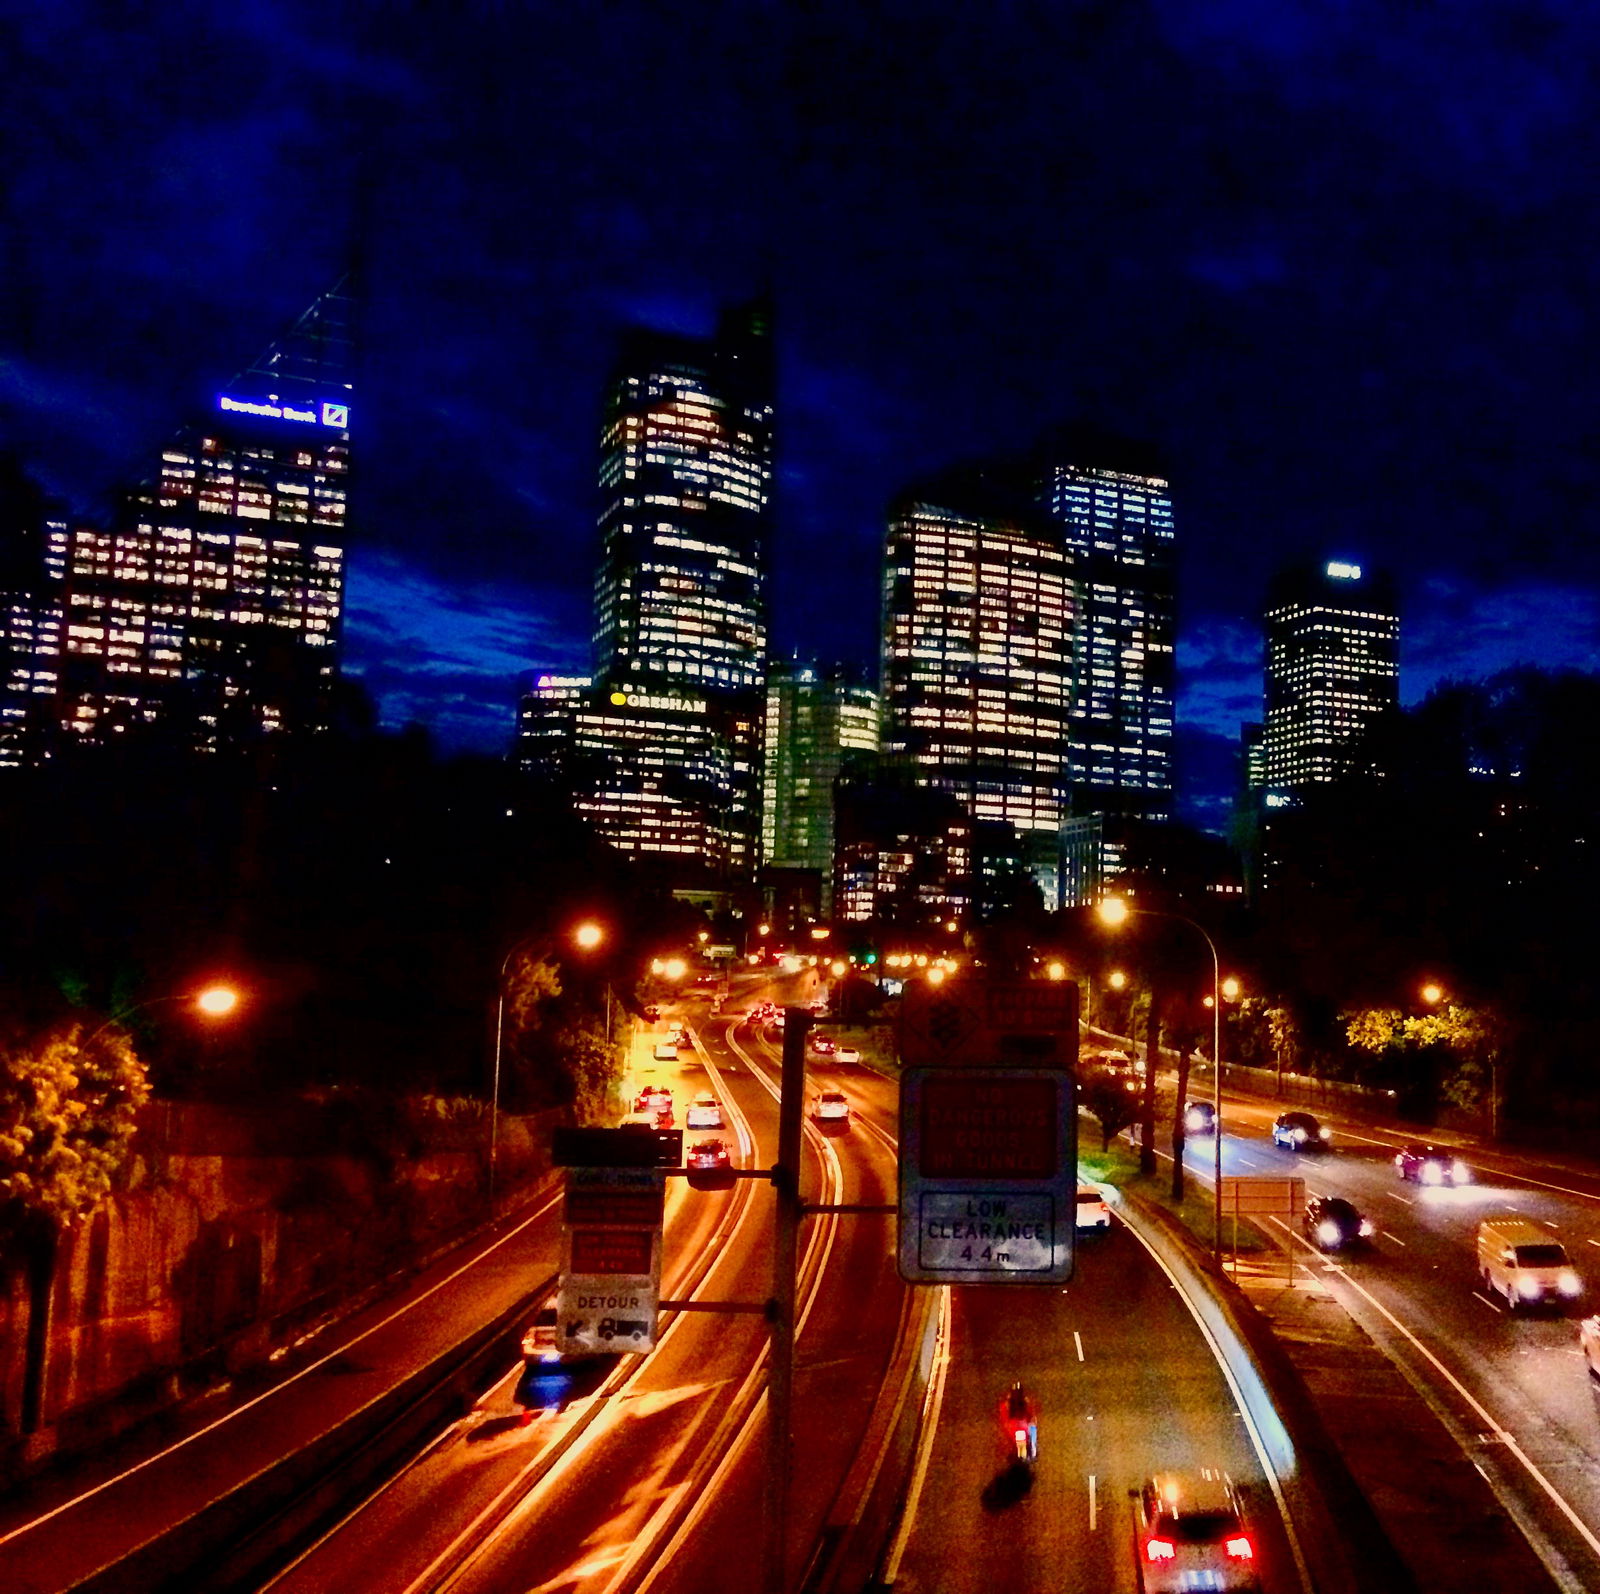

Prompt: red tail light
xmin=1226 ymin=1535 xmax=1254 ymax=1559
xmin=1146 ymin=1538 xmax=1176 ymax=1561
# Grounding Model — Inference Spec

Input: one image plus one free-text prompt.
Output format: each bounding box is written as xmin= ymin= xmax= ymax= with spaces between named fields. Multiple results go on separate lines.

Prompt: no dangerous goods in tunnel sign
xmin=897 ymin=1066 xmax=1077 ymax=1285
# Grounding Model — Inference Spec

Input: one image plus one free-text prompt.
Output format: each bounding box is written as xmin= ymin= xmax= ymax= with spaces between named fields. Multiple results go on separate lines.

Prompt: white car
xmin=836 ymin=1045 xmax=861 ymax=1064
xmin=1075 ymin=1183 xmax=1111 ymax=1232
xmin=1581 ymin=1316 xmax=1600 ymax=1378
xmin=816 ymin=1090 xmax=850 ymax=1122
xmin=652 ymin=1042 xmax=678 ymax=1063
xmin=1135 ymin=1471 xmax=1257 ymax=1593
xmin=686 ymin=1092 xmax=723 ymax=1129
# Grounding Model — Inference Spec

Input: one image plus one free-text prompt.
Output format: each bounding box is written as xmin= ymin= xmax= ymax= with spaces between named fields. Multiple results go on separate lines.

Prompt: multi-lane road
xmin=1165 ymin=1077 xmax=1600 ymax=1594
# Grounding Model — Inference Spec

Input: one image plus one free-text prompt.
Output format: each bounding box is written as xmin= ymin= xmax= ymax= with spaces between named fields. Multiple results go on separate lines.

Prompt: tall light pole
xmin=491 ymin=923 xmax=609 ymax=1207
xmin=85 ymin=984 xmax=243 ymax=1047
xmin=1099 ymin=897 xmax=1226 ymax=1265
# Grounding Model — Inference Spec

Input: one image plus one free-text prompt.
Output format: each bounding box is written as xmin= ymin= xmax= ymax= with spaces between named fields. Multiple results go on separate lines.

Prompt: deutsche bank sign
xmin=217 ymin=393 xmax=350 ymax=429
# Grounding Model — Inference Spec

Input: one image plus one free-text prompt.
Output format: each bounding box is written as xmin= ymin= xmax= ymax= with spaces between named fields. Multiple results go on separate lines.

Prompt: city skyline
xmin=5 ymin=5 xmax=1599 ymax=810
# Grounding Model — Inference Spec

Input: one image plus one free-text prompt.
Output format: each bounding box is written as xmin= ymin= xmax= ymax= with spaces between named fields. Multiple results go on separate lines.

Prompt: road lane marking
xmin=1385 ymin=1191 xmax=1414 ymax=1205
xmin=1473 ymin=1291 xmax=1505 ymax=1314
xmin=1383 ymin=1232 xmax=1408 ymax=1246
xmin=1074 ymin=1331 xmax=1085 ymax=1362
xmin=0 ymin=1185 xmax=568 ymax=1550
xmin=881 ymin=1287 xmax=953 ymax=1584
xmin=1089 ymin=1473 xmax=1098 ymax=1530
xmin=1587 ymin=1239 xmax=1600 ymax=1250
xmin=1276 ymin=1219 xmax=1600 ymax=1579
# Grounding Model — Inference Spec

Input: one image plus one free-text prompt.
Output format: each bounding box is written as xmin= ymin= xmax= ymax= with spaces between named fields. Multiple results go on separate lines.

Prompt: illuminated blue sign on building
xmin=217 ymin=393 xmax=350 ymax=429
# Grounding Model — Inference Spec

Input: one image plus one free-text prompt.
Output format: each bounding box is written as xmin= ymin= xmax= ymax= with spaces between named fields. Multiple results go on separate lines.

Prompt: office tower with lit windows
xmin=761 ymin=660 xmax=879 ymax=912
xmin=0 ymin=459 xmax=66 ymax=767
xmin=39 ymin=282 xmax=353 ymax=751
xmin=878 ymin=471 xmax=1074 ymax=909
xmin=1262 ymin=559 xmax=1399 ymax=792
xmin=519 ymin=302 xmax=774 ymax=879
xmin=1035 ymin=436 xmax=1176 ymax=821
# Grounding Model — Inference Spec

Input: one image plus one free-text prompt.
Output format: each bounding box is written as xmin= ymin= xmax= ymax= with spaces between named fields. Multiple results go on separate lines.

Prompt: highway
xmin=1169 ymin=1080 xmax=1600 ymax=1594
xmin=257 ymin=979 xmax=910 ymax=1594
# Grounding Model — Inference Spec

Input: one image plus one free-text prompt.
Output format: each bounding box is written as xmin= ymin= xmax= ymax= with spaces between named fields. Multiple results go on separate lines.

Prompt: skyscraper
xmin=879 ymin=471 xmax=1074 ymax=909
xmin=1262 ymin=559 xmax=1399 ymax=792
xmin=761 ymin=660 xmax=879 ymax=911
xmin=16 ymin=281 xmax=354 ymax=753
xmin=518 ymin=302 xmax=774 ymax=880
xmin=1035 ymin=434 xmax=1176 ymax=822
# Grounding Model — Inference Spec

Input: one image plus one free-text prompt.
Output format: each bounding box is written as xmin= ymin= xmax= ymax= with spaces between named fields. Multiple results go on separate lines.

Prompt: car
xmin=811 ymin=1033 xmax=836 ymax=1056
xmin=515 ymin=1298 xmax=618 ymax=1420
xmin=687 ymin=1137 xmax=731 ymax=1171
xmin=642 ymin=1005 xmax=661 ymax=1022
xmin=1304 ymin=1195 xmax=1373 ymax=1251
xmin=1272 ymin=1110 xmax=1330 ymax=1151
xmin=1478 ymin=1215 xmax=1582 ymax=1310
xmin=1580 ymin=1316 xmax=1600 ymax=1378
xmin=1075 ymin=1183 xmax=1111 ymax=1232
xmin=769 ymin=1014 xmax=787 ymax=1033
xmin=619 ymin=1111 xmax=658 ymax=1129
xmin=1134 ymin=1471 xmax=1257 ymax=1594
xmin=836 ymin=1046 xmax=861 ymax=1064
xmin=1184 ymin=1100 xmax=1216 ymax=1135
xmin=675 ymin=1029 xmax=694 ymax=1050
xmin=686 ymin=1092 xmax=723 ymax=1129
xmin=816 ymin=1090 xmax=850 ymax=1121
xmin=1395 ymin=1142 xmax=1470 ymax=1186
xmin=653 ymin=1103 xmax=675 ymax=1128
xmin=652 ymin=1041 xmax=679 ymax=1062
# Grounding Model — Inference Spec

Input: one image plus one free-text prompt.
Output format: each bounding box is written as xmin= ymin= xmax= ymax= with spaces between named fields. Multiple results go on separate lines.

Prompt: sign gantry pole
xmin=765 ymin=1007 xmax=811 ymax=1594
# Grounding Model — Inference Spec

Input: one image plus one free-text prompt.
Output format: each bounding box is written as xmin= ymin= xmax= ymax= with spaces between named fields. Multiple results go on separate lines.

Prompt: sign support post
xmin=764 ymin=1008 xmax=810 ymax=1594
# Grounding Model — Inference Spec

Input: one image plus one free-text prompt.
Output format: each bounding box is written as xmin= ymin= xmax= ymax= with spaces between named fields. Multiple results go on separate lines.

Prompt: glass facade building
xmin=518 ymin=303 xmax=774 ymax=880
xmin=0 ymin=281 xmax=353 ymax=756
xmin=1262 ymin=560 xmax=1399 ymax=792
xmin=761 ymin=660 xmax=879 ymax=911
xmin=1036 ymin=454 xmax=1176 ymax=820
xmin=880 ymin=485 xmax=1074 ymax=837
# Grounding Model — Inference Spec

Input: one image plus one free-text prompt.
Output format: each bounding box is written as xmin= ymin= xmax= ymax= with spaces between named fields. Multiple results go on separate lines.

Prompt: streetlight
xmin=491 ymin=923 xmax=608 ymax=1206
xmin=1098 ymin=894 xmax=1227 ymax=1265
xmin=86 ymin=984 xmax=242 ymax=1046
xmin=1421 ymin=982 xmax=1444 ymax=1007
xmin=1107 ymin=969 xmax=1127 ymax=990
xmin=1046 ymin=960 xmax=1067 ymax=982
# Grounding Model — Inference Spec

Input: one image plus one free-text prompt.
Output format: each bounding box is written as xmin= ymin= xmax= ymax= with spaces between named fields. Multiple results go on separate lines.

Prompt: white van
xmin=1477 ymin=1216 xmax=1582 ymax=1310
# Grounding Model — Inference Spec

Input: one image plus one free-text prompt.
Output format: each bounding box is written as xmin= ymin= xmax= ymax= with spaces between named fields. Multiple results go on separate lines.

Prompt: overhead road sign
xmin=896 ymin=975 xmax=1079 ymax=1285
xmin=553 ymin=1125 xmax=682 ymax=1168
xmin=558 ymin=1165 xmax=666 ymax=1351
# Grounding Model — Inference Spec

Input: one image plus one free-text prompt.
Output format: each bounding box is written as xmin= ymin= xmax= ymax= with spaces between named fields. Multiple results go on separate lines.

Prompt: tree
xmin=1080 ymin=1070 xmax=1138 ymax=1153
xmin=0 ymin=1020 xmax=150 ymax=1432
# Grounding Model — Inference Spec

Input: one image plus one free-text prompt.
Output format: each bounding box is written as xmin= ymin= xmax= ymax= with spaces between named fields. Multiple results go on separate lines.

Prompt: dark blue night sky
xmin=5 ymin=2 xmax=1597 ymax=824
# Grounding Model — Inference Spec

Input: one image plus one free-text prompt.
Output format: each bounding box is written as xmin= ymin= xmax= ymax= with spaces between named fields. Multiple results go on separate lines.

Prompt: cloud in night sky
xmin=4 ymin=0 xmax=1599 ymax=800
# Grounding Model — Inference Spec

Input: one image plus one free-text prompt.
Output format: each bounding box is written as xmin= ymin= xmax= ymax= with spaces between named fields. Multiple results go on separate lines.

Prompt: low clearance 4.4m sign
xmin=897 ymin=979 xmax=1078 ymax=1286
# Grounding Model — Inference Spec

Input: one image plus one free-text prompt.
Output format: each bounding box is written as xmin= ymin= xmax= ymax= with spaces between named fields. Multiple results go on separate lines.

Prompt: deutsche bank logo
xmin=321 ymin=402 xmax=350 ymax=429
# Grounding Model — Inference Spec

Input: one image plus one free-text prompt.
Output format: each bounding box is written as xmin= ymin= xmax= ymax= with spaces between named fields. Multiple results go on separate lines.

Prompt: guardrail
xmin=1111 ymin=1187 xmax=1418 ymax=1594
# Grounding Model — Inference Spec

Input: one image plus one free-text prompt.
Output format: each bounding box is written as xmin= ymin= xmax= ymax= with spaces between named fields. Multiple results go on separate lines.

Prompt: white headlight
xmin=1451 ymin=1161 xmax=1470 ymax=1183
xmin=1317 ymin=1220 xmax=1342 ymax=1246
xmin=1421 ymin=1162 xmax=1443 ymax=1185
xmin=1359 ymin=1218 xmax=1375 ymax=1236
xmin=1519 ymin=1275 xmax=1543 ymax=1298
xmin=1560 ymin=1270 xmax=1582 ymax=1297
xmin=1319 ymin=1126 xmax=1332 ymax=1140
xmin=1293 ymin=1126 xmax=1308 ymax=1143
xmin=1186 ymin=1110 xmax=1205 ymax=1131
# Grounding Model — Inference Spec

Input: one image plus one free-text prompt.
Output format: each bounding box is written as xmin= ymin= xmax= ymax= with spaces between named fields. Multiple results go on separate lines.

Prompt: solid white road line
xmin=1074 ymin=1330 xmax=1085 ymax=1362
xmin=1385 ymin=1191 xmax=1413 ymax=1205
xmin=1275 ymin=1219 xmax=1600 ymax=1586
xmin=1473 ymin=1291 xmax=1505 ymax=1314
xmin=0 ymin=1189 xmax=567 ymax=1551
xmin=881 ymin=1287 xmax=953 ymax=1585
xmin=1382 ymin=1231 xmax=1408 ymax=1247
xmin=1088 ymin=1473 xmax=1098 ymax=1530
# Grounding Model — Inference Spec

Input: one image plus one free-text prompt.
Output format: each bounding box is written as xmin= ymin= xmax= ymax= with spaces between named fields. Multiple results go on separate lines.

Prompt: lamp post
xmin=1099 ymin=897 xmax=1226 ymax=1265
xmin=85 ymin=984 xmax=242 ymax=1047
xmin=491 ymin=923 xmax=608 ymax=1206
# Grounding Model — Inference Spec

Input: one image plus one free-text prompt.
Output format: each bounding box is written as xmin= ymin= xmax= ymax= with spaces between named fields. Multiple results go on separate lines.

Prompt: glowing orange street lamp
xmin=1108 ymin=969 xmax=1128 ymax=991
xmin=574 ymin=921 xmax=604 ymax=951
xmin=1421 ymin=982 xmax=1444 ymax=1006
xmin=196 ymin=985 xmax=240 ymax=1016
xmin=1046 ymin=961 xmax=1067 ymax=982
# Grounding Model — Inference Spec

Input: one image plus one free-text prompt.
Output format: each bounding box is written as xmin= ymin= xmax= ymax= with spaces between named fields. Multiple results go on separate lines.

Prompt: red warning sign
xmin=570 ymin=1228 xmax=655 ymax=1275
xmin=919 ymin=1073 xmax=1060 ymax=1180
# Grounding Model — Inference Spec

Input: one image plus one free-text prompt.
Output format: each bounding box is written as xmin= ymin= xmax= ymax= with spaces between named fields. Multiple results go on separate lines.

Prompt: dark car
xmin=687 ymin=1137 xmax=731 ymax=1171
xmin=1272 ymin=1110 xmax=1330 ymax=1152
xmin=1395 ymin=1142 xmax=1470 ymax=1186
xmin=1304 ymin=1195 xmax=1373 ymax=1251
xmin=1183 ymin=1100 xmax=1216 ymax=1135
